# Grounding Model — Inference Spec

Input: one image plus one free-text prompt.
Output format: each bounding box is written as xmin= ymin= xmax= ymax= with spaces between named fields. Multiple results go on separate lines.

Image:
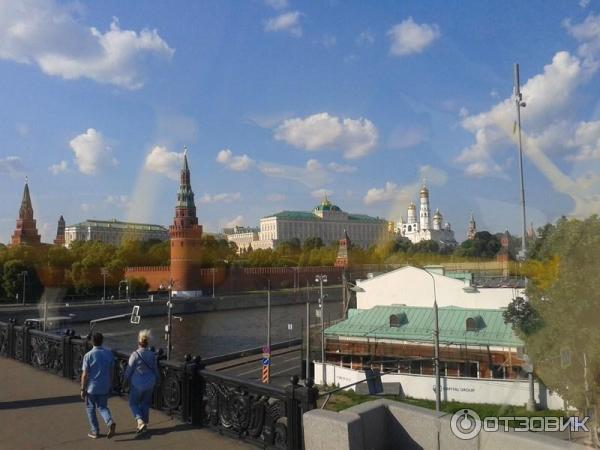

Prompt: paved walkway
xmin=0 ymin=358 xmax=253 ymax=450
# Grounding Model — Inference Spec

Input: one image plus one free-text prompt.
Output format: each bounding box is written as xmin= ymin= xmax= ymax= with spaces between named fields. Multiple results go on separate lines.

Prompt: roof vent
xmin=390 ymin=313 xmax=408 ymax=328
xmin=466 ymin=315 xmax=485 ymax=332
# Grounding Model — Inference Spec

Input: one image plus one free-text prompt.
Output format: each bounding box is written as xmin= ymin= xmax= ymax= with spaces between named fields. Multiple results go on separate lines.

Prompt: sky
xmin=2 ymin=0 xmax=600 ymax=243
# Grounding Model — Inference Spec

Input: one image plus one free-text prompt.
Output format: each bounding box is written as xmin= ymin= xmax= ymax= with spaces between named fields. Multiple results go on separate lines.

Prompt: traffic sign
xmin=262 ymin=358 xmax=271 ymax=366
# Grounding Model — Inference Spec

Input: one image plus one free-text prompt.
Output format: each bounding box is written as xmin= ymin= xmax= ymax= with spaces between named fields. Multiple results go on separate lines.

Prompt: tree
xmin=454 ymin=231 xmax=501 ymax=258
xmin=303 ymin=237 xmax=324 ymax=251
xmin=515 ymin=216 xmax=600 ymax=443
xmin=503 ymin=296 xmax=541 ymax=336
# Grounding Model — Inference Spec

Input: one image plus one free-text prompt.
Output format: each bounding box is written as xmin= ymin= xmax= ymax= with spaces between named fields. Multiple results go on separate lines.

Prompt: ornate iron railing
xmin=0 ymin=321 xmax=317 ymax=449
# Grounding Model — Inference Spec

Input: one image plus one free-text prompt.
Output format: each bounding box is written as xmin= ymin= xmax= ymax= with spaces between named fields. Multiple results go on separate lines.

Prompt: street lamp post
xmin=315 ymin=274 xmax=328 ymax=385
xmin=100 ymin=267 xmax=108 ymax=304
xmin=20 ymin=271 xmax=27 ymax=306
xmin=305 ymin=280 xmax=310 ymax=380
xmin=418 ymin=267 xmax=441 ymax=412
xmin=161 ymin=281 xmax=174 ymax=360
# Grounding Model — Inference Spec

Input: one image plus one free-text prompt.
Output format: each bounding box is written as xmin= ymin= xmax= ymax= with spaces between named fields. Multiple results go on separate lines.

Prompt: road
xmin=207 ymin=345 xmax=305 ymax=387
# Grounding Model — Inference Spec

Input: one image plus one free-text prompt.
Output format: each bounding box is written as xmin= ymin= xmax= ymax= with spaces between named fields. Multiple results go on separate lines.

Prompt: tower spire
xmin=11 ymin=178 xmax=41 ymax=246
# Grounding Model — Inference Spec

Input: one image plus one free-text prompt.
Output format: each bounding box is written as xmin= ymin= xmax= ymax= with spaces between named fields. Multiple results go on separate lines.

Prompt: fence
xmin=0 ymin=320 xmax=318 ymax=449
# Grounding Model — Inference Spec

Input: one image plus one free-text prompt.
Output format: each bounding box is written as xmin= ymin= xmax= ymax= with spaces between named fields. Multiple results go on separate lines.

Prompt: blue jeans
xmin=128 ymin=385 xmax=154 ymax=424
xmin=85 ymin=394 xmax=113 ymax=433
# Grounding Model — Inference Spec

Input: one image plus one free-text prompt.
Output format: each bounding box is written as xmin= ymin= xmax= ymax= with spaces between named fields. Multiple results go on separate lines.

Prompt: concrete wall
xmin=356 ymin=266 xmax=523 ymax=310
xmin=303 ymin=399 xmax=584 ymax=450
xmin=314 ymin=363 xmax=565 ymax=410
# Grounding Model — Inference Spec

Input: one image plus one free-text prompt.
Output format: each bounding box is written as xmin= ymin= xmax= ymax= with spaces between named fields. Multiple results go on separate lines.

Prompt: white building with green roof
xmin=64 ymin=219 xmax=168 ymax=247
xmin=227 ymin=197 xmax=393 ymax=252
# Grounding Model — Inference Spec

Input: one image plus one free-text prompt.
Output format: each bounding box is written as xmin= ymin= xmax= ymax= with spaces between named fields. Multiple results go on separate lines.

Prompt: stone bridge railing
xmin=0 ymin=320 xmax=318 ymax=450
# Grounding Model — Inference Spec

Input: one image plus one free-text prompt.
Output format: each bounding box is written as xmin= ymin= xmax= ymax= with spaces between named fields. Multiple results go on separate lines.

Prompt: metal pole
xmin=167 ymin=286 xmax=173 ymax=360
xmin=103 ymin=273 xmax=106 ymax=304
xmin=320 ymin=277 xmax=325 ymax=385
xmin=420 ymin=267 xmax=441 ymax=411
xmin=43 ymin=295 xmax=48 ymax=332
xmin=342 ymin=270 xmax=347 ymax=318
xmin=433 ymin=299 xmax=441 ymax=412
xmin=514 ymin=63 xmax=527 ymax=260
xmin=266 ymin=280 xmax=271 ymax=383
xmin=22 ymin=272 xmax=26 ymax=305
xmin=306 ymin=291 xmax=310 ymax=380
xmin=526 ymin=370 xmax=536 ymax=411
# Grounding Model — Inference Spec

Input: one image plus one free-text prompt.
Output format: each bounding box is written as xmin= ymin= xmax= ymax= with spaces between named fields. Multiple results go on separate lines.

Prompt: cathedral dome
xmin=433 ymin=209 xmax=442 ymax=219
xmin=420 ymin=184 xmax=429 ymax=196
xmin=408 ymin=202 xmax=416 ymax=210
xmin=315 ymin=196 xmax=341 ymax=212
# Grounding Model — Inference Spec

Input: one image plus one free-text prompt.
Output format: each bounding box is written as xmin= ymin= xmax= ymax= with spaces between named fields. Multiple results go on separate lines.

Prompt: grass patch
xmin=320 ymin=390 xmax=566 ymax=421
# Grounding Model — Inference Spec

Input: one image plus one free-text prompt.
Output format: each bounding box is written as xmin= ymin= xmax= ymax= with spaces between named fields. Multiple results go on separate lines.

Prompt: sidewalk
xmin=0 ymin=358 xmax=253 ymax=450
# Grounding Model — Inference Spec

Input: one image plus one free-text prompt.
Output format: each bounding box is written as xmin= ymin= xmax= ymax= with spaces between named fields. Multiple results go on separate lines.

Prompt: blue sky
xmin=2 ymin=0 xmax=600 ymax=243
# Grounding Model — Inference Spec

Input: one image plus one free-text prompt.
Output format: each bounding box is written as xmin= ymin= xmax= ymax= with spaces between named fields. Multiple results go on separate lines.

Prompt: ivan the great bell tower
xmin=169 ymin=150 xmax=203 ymax=293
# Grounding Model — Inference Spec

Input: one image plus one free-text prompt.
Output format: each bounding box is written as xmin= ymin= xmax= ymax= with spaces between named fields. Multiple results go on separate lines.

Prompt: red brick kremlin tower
xmin=11 ymin=179 xmax=41 ymax=246
xmin=169 ymin=150 xmax=203 ymax=293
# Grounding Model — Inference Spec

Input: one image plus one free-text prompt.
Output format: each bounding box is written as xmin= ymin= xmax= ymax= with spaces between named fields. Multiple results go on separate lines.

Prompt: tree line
xmin=0 ymin=228 xmax=516 ymax=302
xmin=502 ymin=215 xmax=600 ymax=441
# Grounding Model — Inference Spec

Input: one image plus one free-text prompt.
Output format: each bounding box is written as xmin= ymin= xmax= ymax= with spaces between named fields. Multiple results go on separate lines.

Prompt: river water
xmin=75 ymin=301 xmax=343 ymax=360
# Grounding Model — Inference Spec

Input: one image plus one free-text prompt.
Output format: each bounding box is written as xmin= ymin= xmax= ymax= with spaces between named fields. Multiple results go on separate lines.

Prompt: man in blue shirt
xmin=81 ymin=332 xmax=117 ymax=439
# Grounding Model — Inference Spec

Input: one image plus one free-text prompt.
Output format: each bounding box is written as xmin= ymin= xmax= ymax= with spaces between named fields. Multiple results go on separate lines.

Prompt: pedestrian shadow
xmin=0 ymin=395 xmax=81 ymax=410
xmin=114 ymin=422 xmax=197 ymax=442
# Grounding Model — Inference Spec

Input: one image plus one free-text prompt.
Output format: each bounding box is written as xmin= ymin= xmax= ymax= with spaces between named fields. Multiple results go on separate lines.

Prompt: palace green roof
xmin=67 ymin=219 xmax=168 ymax=232
xmin=262 ymin=210 xmax=387 ymax=223
xmin=326 ymin=305 xmax=522 ymax=348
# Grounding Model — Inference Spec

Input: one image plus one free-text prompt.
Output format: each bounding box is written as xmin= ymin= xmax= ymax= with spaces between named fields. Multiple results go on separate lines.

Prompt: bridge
xmin=0 ymin=320 xmax=318 ymax=449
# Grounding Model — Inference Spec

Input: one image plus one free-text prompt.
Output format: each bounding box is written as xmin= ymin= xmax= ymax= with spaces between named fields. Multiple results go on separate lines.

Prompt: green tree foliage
xmin=454 ymin=231 xmax=501 ymax=258
xmin=508 ymin=216 xmax=600 ymax=416
xmin=303 ymin=237 xmax=324 ymax=251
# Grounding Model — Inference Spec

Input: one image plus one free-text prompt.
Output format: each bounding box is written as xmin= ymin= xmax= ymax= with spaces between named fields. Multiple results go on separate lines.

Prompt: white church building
xmin=396 ymin=184 xmax=457 ymax=247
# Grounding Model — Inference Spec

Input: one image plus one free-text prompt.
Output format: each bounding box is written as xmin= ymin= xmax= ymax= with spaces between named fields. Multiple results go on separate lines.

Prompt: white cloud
xmin=69 ymin=128 xmax=117 ymax=175
xmin=363 ymin=181 xmax=403 ymax=205
xmin=458 ymin=16 xmax=600 ymax=216
xmin=363 ymin=166 xmax=447 ymax=205
xmin=356 ymin=30 xmax=375 ymax=46
xmin=199 ymin=192 xmax=242 ymax=204
xmin=567 ymin=121 xmax=600 ymax=161
xmin=274 ymin=112 xmax=378 ymax=159
xmin=105 ymin=194 xmax=130 ymax=209
xmin=216 ymin=149 xmax=255 ymax=171
xmin=223 ymin=215 xmax=245 ymax=228
xmin=144 ymin=145 xmax=184 ymax=180
xmin=580 ymin=0 xmax=591 ymax=8
xmin=459 ymin=107 xmax=469 ymax=118
xmin=267 ymin=193 xmax=286 ymax=202
xmin=0 ymin=1 xmax=174 ymax=89
xmin=264 ymin=11 xmax=303 ymax=37
xmin=258 ymin=159 xmax=329 ymax=188
xmin=388 ymin=126 xmax=428 ymax=150
xmin=328 ymin=162 xmax=357 ymax=173
xmin=0 ymin=156 xmax=24 ymax=175
xmin=264 ymin=0 xmax=288 ymax=10
xmin=49 ymin=160 xmax=68 ymax=175
xmin=387 ymin=17 xmax=440 ymax=57
xmin=311 ymin=188 xmax=333 ymax=199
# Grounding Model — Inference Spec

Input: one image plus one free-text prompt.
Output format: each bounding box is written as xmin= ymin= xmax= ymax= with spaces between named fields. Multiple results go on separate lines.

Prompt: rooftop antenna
xmin=514 ymin=63 xmax=527 ymax=261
